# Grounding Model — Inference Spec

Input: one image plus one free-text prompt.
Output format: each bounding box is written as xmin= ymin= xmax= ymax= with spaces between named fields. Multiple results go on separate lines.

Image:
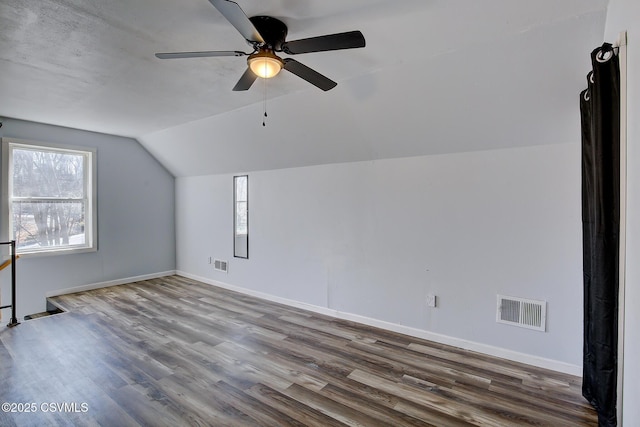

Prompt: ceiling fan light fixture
xmin=248 ymin=50 xmax=284 ymax=79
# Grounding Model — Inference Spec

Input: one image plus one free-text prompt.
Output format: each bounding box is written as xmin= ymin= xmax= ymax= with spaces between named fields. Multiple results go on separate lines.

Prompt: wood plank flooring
xmin=0 ymin=276 xmax=597 ymax=426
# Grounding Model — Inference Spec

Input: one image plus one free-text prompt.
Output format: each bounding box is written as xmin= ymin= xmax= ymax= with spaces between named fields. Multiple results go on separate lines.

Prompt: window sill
xmin=16 ymin=246 xmax=97 ymax=258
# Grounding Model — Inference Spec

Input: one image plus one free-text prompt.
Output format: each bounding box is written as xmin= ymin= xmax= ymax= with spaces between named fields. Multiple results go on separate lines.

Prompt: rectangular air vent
xmin=213 ymin=259 xmax=228 ymax=273
xmin=496 ymin=295 xmax=546 ymax=332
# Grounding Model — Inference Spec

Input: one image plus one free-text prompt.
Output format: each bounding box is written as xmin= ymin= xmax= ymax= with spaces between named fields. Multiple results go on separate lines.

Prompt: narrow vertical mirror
xmin=234 ymin=175 xmax=248 ymax=258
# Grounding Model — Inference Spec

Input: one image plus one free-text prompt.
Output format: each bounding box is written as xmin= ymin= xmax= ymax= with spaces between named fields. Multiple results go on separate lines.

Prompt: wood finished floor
xmin=0 ymin=276 xmax=597 ymax=426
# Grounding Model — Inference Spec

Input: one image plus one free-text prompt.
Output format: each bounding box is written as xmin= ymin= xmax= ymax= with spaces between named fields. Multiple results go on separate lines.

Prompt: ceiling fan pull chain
xmin=263 ymin=70 xmax=268 ymax=126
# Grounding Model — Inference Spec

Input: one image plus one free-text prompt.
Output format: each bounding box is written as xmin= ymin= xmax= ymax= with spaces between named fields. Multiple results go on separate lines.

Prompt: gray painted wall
xmin=176 ymin=142 xmax=583 ymax=368
xmin=0 ymin=118 xmax=176 ymax=317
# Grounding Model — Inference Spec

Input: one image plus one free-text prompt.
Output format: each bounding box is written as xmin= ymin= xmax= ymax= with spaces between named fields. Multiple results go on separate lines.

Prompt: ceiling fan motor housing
xmin=249 ymin=16 xmax=288 ymax=50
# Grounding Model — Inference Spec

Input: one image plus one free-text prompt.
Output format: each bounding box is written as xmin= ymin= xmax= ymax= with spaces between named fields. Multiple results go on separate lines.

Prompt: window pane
xmin=235 ymin=175 xmax=247 ymax=201
xmin=12 ymin=201 xmax=86 ymax=250
xmin=234 ymin=175 xmax=248 ymax=258
xmin=12 ymin=148 xmax=84 ymax=198
xmin=236 ymin=201 xmax=248 ymax=234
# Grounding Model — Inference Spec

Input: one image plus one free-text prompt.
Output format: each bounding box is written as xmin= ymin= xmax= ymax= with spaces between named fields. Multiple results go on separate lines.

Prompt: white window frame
xmin=1 ymin=137 xmax=98 ymax=256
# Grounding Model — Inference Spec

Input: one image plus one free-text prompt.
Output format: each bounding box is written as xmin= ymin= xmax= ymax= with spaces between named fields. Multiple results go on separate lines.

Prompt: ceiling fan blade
xmin=283 ymin=58 xmax=337 ymax=91
xmin=155 ymin=51 xmax=247 ymax=59
xmin=208 ymin=0 xmax=265 ymax=44
xmin=232 ymin=67 xmax=258 ymax=91
xmin=282 ymin=31 xmax=365 ymax=55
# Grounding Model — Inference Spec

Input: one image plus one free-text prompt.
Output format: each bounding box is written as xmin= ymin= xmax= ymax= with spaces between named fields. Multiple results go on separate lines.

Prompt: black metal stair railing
xmin=0 ymin=240 xmax=19 ymax=327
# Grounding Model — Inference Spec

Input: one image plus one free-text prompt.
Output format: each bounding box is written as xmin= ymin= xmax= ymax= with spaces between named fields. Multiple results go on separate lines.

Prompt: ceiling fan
xmin=155 ymin=0 xmax=366 ymax=92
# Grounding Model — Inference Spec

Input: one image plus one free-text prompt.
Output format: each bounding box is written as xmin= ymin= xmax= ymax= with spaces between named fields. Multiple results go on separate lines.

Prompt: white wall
xmin=605 ymin=2 xmax=640 ymax=425
xmin=0 ymin=118 xmax=176 ymax=317
xmin=176 ymin=142 xmax=583 ymax=369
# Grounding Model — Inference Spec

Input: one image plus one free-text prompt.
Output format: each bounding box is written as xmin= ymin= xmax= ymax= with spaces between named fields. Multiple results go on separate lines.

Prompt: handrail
xmin=0 ymin=240 xmax=19 ymax=327
xmin=0 ymin=255 xmax=19 ymax=271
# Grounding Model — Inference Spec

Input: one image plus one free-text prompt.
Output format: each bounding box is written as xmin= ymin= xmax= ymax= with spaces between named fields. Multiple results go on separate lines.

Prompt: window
xmin=234 ymin=175 xmax=248 ymax=258
xmin=1 ymin=138 xmax=97 ymax=255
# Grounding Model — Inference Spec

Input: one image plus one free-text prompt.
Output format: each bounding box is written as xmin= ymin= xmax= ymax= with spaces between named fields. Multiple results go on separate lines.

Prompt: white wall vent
xmin=496 ymin=295 xmax=546 ymax=332
xmin=213 ymin=259 xmax=228 ymax=273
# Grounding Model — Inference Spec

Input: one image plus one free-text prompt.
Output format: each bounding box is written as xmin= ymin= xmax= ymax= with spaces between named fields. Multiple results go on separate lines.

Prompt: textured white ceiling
xmin=1 ymin=0 xmax=609 ymax=176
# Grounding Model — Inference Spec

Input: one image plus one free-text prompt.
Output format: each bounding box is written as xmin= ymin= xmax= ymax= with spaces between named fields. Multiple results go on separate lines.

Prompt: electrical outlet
xmin=426 ymin=294 xmax=437 ymax=308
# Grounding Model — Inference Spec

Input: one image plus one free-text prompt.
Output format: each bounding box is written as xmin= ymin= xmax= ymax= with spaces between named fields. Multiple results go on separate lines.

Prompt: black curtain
xmin=580 ymin=42 xmax=620 ymax=427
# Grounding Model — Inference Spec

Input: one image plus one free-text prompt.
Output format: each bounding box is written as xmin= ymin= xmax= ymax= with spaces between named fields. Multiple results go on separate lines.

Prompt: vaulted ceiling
xmin=1 ymin=0 xmax=609 ymax=176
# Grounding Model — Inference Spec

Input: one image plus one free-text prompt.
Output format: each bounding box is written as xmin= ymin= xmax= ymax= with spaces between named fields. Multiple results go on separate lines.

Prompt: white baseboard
xmin=45 ymin=270 xmax=177 ymax=298
xmin=177 ymin=270 xmax=582 ymax=376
